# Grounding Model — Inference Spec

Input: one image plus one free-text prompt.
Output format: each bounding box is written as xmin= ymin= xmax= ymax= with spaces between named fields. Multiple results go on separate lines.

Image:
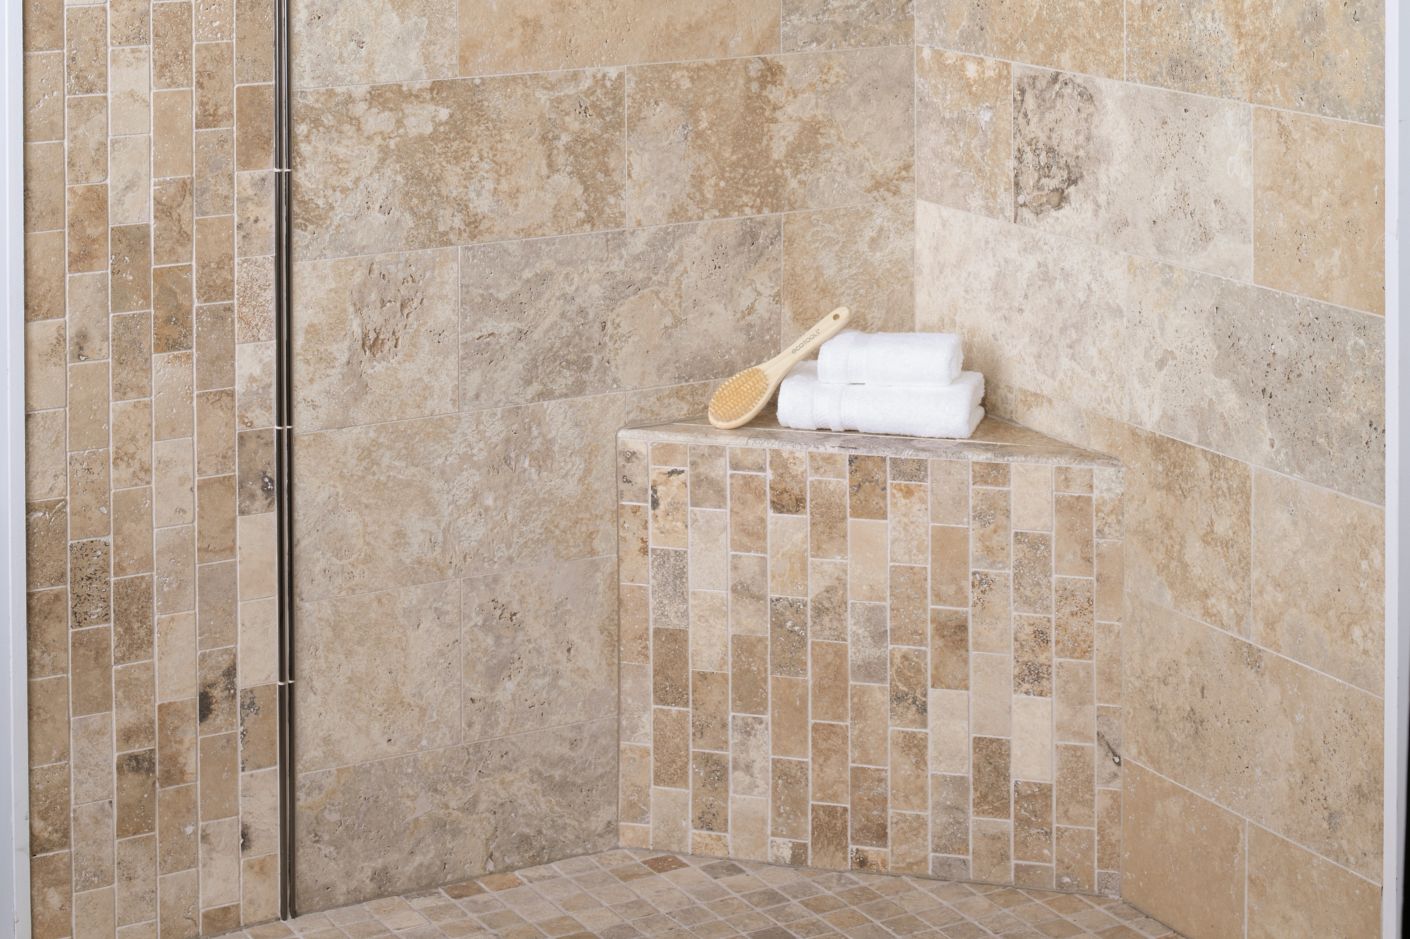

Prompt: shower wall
xmin=285 ymin=0 xmax=914 ymax=912
xmin=912 ymin=1 xmax=1386 ymax=936
xmin=21 ymin=1 xmax=282 ymax=937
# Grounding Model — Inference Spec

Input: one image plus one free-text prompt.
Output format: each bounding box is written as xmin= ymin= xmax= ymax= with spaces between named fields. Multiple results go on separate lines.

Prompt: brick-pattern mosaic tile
xmin=620 ymin=433 xmax=1124 ymax=895
xmin=23 ymin=2 xmax=280 ymax=935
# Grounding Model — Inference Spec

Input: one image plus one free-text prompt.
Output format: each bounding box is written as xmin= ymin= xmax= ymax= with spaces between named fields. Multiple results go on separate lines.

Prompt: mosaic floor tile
xmin=218 ymin=850 xmax=1180 ymax=938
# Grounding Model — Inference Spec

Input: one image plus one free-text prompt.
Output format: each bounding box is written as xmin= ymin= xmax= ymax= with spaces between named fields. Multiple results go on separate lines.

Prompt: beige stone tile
xmin=24 ymin=50 xmax=63 ymax=143
xmin=891 ymin=564 xmax=928 ymax=647
xmin=1253 ymin=108 xmax=1384 ymax=315
xmin=295 ymin=580 xmax=460 ymax=771
xmin=24 ymin=231 xmax=65 ymax=322
xmin=732 ymin=553 xmax=770 ymax=636
xmin=916 ymin=204 xmax=1132 ymax=423
xmin=292 ymin=248 xmax=459 ymax=431
xmin=1012 ymin=694 xmax=1053 ymax=784
xmin=1127 ymin=596 xmax=1383 ymax=878
xmin=26 ymin=587 xmax=68 ymax=680
xmin=689 ymin=446 xmax=727 ymax=509
xmin=290 ymin=0 xmax=456 ymax=87
xmin=890 ymin=728 xmax=928 ymax=813
xmin=969 ymin=569 xmax=1010 ymax=653
xmin=1126 ymin=256 xmax=1384 ymax=502
xmin=65 ymin=4 xmax=108 ymax=94
xmin=769 ymin=515 xmax=809 ymax=598
xmin=1013 ymin=68 xmax=1252 ymax=279
xmin=294 ymin=386 xmax=710 ymax=600
xmin=848 ymin=520 xmax=887 ymax=602
xmin=811 ymin=720 xmax=848 ymax=804
xmin=152 ymin=1 xmax=193 ymax=89
xmin=770 ymin=597 xmax=809 ymax=682
xmin=972 ymin=736 xmax=1011 ymax=820
xmin=1246 ymin=824 xmax=1380 ymax=939
xmin=1123 ymin=760 xmax=1245 ymax=939
xmin=1252 ymin=471 xmax=1383 ymax=692
xmin=916 ymin=48 xmax=1011 ymax=219
xmin=809 ymin=478 xmax=848 ymax=560
xmin=850 ymin=682 xmax=888 ymax=766
xmin=463 ymin=557 xmax=616 ymax=739
xmin=849 ymin=764 xmax=887 ymax=846
xmin=71 ymin=711 xmax=114 ymax=804
xmin=294 ymin=71 xmax=625 ymax=259
xmin=917 ymin=0 xmax=1123 ymax=78
xmin=1054 ymin=825 xmax=1094 ymax=893
xmin=971 ymin=817 xmax=1012 ymax=883
xmin=1101 ymin=423 xmax=1252 ymax=636
xmin=115 ymin=833 xmax=156 ymax=927
xmin=1126 ymin=0 xmax=1383 ymax=125
xmin=459 ymin=0 xmax=779 ymax=75
xmin=889 ymin=647 xmax=928 ymax=730
xmin=731 ymin=472 xmax=768 ymax=555
xmin=811 ymin=640 xmax=849 ymax=723
xmin=811 ymin=803 xmax=849 ymax=869
xmin=461 ymin=220 xmax=781 ymax=409
xmin=781 ymin=200 xmax=914 ymax=341
xmin=782 ymin=0 xmax=912 ymax=51
xmin=625 ymin=47 xmax=912 ymax=226
xmin=235 ymin=0 xmax=276 ymax=84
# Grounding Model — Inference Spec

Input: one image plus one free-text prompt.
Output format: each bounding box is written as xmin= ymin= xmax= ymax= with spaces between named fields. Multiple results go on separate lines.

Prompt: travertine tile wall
xmin=617 ymin=424 xmax=1125 ymax=895
xmin=22 ymin=1 xmax=281 ymax=937
xmin=284 ymin=0 xmax=915 ymax=913
xmin=912 ymin=1 xmax=1386 ymax=936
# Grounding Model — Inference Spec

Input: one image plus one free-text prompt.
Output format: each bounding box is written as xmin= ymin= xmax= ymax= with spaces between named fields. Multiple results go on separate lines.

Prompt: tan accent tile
xmin=1052 ymin=494 xmax=1093 ymax=577
xmin=1013 ymin=615 xmax=1052 ymax=697
xmin=769 ymin=515 xmax=809 ymax=598
xmin=112 ymin=575 xmax=154 ymax=666
xmin=689 ymin=446 xmax=727 ymax=509
xmin=69 ymin=539 xmax=112 ymax=628
xmin=768 ymin=449 xmax=808 ymax=515
xmin=972 ymin=736 xmax=1011 ymax=820
xmin=890 ymin=729 xmax=928 ymax=813
xmin=972 ymin=817 xmax=1012 ymax=883
xmin=26 ymin=587 xmax=68 ymax=679
xmin=30 ymin=851 xmax=72 ymax=939
xmin=235 ymin=84 xmax=274 ymax=170
xmin=811 ymin=641 xmax=849 ymax=723
xmin=731 ymin=635 xmax=770 ymax=715
xmin=730 ymin=472 xmax=768 ymax=554
xmin=1014 ymin=780 xmax=1054 ymax=863
xmin=690 ymin=510 xmax=728 ymax=593
xmin=809 ymin=558 xmax=847 ymax=642
xmin=1054 ymin=660 xmax=1093 ymax=744
xmin=65 ymin=4 xmax=108 ymax=94
xmin=849 ymin=765 xmax=888 ymax=847
xmin=619 ymin=503 xmax=648 ymax=586
xmin=847 ymin=520 xmax=887 ymax=602
xmin=1055 ymin=745 xmax=1094 ymax=827
xmin=620 ymin=743 xmax=650 ymax=825
xmin=692 ymin=750 xmax=729 ymax=833
xmin=73 ymin=797 xmax=115 ymax=889
xmin=625 ymin=48 xmax=912 ymax=226
xmin=116 ymin=749 xmax=157 ymax=839
xmin=970 ymin=652 xmax=1011 ymax=738
xmin=68 ymin=449 xmax=111 ymax=540
xmin=1054 ymin=826 xmax=1094 ymax=893
xmin=731 ymin=795 xmax=769 ymax=861
xmin=770 ymin=676 xmax=808 ymax=758
xmin=848 ymin=602 xmax=888 ymax=683
xmin=810 ymin=804 xmax=849 ymax=869
xmin=731 ymin=714 xmax=770 ymax=798
xmin=295 ymin=71 xmax=625 ymax=258
xmin=1053 ymin=577 xmax=1094 ymax=660
xmin=889 ymin=647 xmax=927 ymax=729
xmin=65 ymin=95 xmax=108 ymax=185
xmin=157 ymin=699 xmax=197 ymax=789
xmin=731 ymin=553 xmax=769 ymax=635
xmin=114 ymin=661 xmax=155 ymax=751
xmin=652 ymin=628 xmax=689 ymax=709
xmin=890 ymin=564 xmax=928 ymax=647
xmin=772 ymin=758 xmax=810 ymax=839
xmin=849 ymin=683 xmax=888 ymax=766
xmin=692 ymin=671 xmax=729 ymax=752
xmin=808 ymin=478 xmax=848 ymax=559
xmin=811 ymin=721 xmax=849 ymax=804
xmin=688 ymin=589 xmax=727 ymax=671
xmin=115 ymin=834 xmax=157 ymax=927
xmin=930 ymin=518 xmax=964 ymax=606
xmin=28 ymin=675 xmax=69 ymax=766
xmin=847 ymin=455 xmax=887 ymax=519
xmin=1012 ymin=695 xmax=1053 ymax=783
xmin=1123 ymin=761 xmax=1245 ymax=938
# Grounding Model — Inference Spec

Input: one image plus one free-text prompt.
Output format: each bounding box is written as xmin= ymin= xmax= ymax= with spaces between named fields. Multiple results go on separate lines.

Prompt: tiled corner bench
xmin=615 ymin=414 xmax=1125 ymax=896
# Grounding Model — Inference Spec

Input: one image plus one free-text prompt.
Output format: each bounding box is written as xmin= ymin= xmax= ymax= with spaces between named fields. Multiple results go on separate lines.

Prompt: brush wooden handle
xmin=760 ymin=306 xmax=852 ymax=382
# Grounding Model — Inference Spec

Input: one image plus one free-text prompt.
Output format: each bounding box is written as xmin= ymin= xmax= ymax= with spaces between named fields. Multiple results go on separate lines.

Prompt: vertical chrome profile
xmin=273 ymin=0 xmax=296 ymax=921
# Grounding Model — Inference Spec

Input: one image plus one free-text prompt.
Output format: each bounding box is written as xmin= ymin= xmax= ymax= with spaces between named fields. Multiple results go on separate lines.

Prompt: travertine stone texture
xmin=22 ymin=1 xmax=281 ymax=936
xmin=288 ymin=0 xmax=917 ymax=910
xmin=1253 ymin=107 xmax=1385 ymax=315
xmin=914 ymin=2 xmax=1386 ymax=932
xmin=916 ymin=0 xmax=1124 ymax=79
xmin=1126 ymin=0 xmax=1385 ymax=125
xmin=619 ymin=419 xmax=1124 ymax=893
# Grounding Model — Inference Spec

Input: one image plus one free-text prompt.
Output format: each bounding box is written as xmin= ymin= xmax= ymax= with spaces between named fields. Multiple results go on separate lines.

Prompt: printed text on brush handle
xmin=785 ymin=310 xmax=845 ymax=357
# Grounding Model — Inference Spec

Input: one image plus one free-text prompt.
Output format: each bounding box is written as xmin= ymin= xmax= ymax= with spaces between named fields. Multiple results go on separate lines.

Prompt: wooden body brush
xmin=708 ymin=306 xmax=852 ymax=429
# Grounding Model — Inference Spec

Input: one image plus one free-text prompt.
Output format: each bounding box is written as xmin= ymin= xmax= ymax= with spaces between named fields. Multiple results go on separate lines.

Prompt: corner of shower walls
xmin=909 ymin=1 xmax=1387 ymax=934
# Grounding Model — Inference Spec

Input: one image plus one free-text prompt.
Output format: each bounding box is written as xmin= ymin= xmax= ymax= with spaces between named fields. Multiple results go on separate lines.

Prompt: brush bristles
xmin=708 ymin=368 xmax=769 ymax=424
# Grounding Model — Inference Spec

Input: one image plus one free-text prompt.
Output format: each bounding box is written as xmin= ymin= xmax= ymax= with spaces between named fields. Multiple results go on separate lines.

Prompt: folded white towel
xmin=817 ymin=330 xmax=964 ymax=386
xmin=777 ymin=362 xmax=985 ymax=439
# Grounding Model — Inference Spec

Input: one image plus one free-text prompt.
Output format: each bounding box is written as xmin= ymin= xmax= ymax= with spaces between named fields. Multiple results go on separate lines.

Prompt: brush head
xmin=708 ymin=367 xmax=770 ymax=429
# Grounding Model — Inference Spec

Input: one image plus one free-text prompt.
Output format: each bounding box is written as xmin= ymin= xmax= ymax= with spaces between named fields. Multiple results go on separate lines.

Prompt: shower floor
xmin=222 ymin=849 xmax=1181 ymax=939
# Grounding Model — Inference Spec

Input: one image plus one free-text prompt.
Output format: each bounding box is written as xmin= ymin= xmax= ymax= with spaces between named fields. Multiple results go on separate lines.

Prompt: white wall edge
xmin=3 ymin=0 xmax=30 ymax=933
xmin=1387 ymin=2 xmax=1407 ymax=936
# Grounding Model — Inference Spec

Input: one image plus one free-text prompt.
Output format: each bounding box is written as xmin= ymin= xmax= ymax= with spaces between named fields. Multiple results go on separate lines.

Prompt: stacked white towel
xmin=777 ymin=331 xmax=984 ymax=439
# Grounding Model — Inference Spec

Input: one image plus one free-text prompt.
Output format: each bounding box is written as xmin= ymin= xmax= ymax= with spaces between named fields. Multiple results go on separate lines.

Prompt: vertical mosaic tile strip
xmin=618 ymin=429 xmax=1124 ymax=894
xmin=23 ymin=2 xmax=281 ymax=936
